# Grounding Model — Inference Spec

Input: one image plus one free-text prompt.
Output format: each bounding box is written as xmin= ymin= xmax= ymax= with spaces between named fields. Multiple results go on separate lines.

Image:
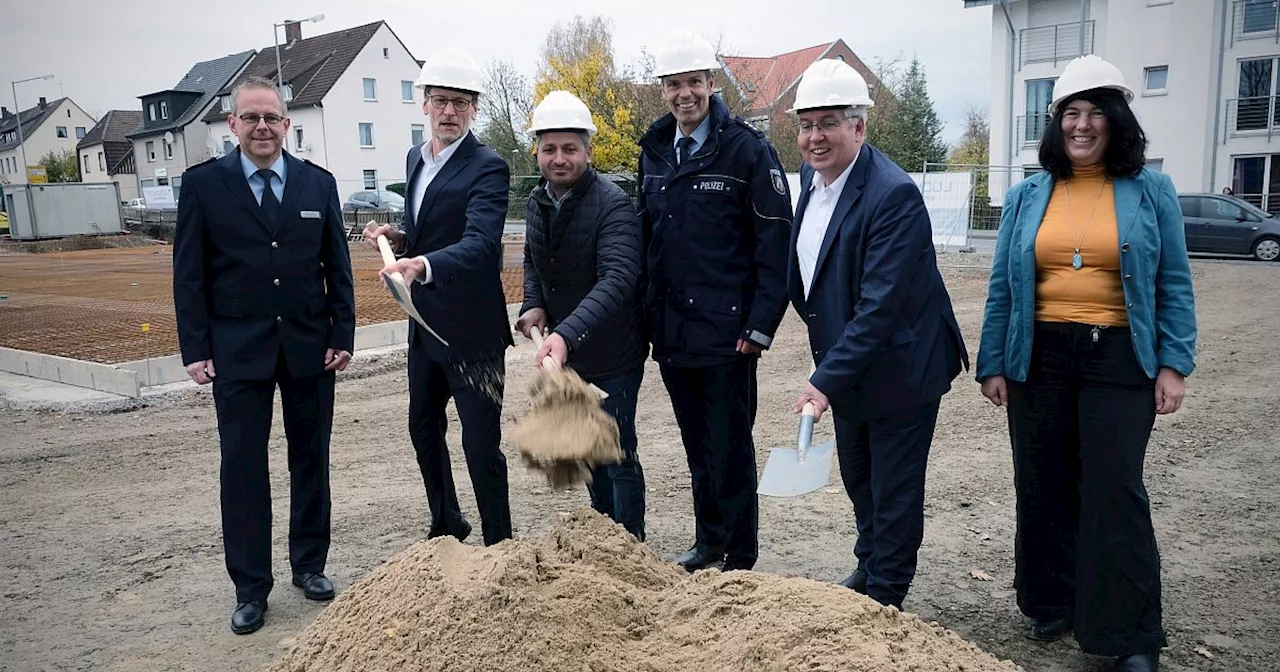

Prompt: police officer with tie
xmin=173 ymin=75 xmax=356 ymax=635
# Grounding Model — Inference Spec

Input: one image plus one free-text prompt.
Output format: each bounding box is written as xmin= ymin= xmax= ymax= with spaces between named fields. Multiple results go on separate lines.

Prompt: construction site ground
xmin=1 ymin=257 xmax=1278 ymax=671
xmin=0 ymin=241 xmax=525 ymax=364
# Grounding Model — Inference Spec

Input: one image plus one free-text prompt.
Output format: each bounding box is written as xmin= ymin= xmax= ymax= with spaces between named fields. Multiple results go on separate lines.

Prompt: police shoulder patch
xmin=769 ymin=168 xmax=786 ymax=196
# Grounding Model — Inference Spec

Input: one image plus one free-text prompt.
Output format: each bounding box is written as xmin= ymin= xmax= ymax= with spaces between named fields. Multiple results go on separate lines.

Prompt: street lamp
xmin=272 ymin=14 xmax=325 ymax=98
xmin=10 ymin=74 xmax=54 ymax=182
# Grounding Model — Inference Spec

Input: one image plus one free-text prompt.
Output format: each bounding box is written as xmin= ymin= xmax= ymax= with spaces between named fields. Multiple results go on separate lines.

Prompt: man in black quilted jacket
xmin=514 ymin=91 xmax=649 ymax=540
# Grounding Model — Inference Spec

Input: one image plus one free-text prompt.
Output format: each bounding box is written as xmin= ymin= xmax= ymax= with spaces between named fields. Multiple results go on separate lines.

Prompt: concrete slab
xmin=0 ymin=346 xmax=141 ymax=398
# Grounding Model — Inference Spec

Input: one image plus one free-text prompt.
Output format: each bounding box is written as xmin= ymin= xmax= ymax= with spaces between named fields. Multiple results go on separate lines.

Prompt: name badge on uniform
xmin=300 ymin=210 xmax=321 ymax=219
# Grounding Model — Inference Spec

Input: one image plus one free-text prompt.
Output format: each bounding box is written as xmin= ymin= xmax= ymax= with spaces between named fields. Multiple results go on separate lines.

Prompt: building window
xmin=148 ymin=103 xmax=156 ymax=121
xmin=1022 ymin=78 xmax=1057 ymax=147
xmin=383 ymin=47 xmax=390 ymax=59
xmin=363 ymin=78 xmax=377 ymax=101
xmin=1145 ymin=158 xmax=1164 ymax=172
xmin=282 ymin=84 xmax=294 ymax=102
xmin=1144 ymin=66 xmax=1169 ymax=94
xmin=221 ymin=95 xmax=232 ymax=112
xmin=1242 ymin=0 xmax=1279 ymax=34
xmin=402 ymin=80 xmax=414 ymax=103
xmin=1230 ymin=154 xmax=1280 ymax=211
xmin=75 ymin=126 xmax=86 ymax=139
xmin=222 ymin=136 xmax=234 ymax=154
xmin=140 ymin=179 xmax=155 ymax=189
xmin=363 ymin=169 xmax=377 ymax=189
xmin=359 ymin=122 xmax=374 ymax=148
xmin=98 ymin=151 xmax=104 ymax=171
xmin=84 ymin=154 xmax=91 ymax=173
xmin=146 ymin=140 xmax=156 ymax=162
xmin=160 ymin=101 xmax=169 ymax=119
xmin=294 ymin=126 xmax=304 ymax=151
xmin=56 ymin=126 xmax=68 ymax=138
xmin=411 ymin=124 xmax=425 ymax=146
xmin=1236 ymin=58 xmax=1276 ymax=132
xmin=164 ymin=140 xmax=174 ymax=159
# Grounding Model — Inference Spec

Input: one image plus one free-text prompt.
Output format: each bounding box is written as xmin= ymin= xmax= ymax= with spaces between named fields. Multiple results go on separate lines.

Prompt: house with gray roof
xmin=127 ymin=50 xmax=254 ymax=198
xmin=0 ymin=96 xmax=97 ymax=186
xmin=77 ymin=110 xmax=144 ymax=203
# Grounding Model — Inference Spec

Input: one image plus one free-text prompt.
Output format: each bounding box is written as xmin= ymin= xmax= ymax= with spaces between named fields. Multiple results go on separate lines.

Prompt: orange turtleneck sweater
xmin=1034 ymin=164 xmax=1129 ymax=326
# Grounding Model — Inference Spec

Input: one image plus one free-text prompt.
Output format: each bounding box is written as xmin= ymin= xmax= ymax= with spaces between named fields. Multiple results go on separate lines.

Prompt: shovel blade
xmin=756 ymin=439 xmax=835 ymax=497
xmin=381 ymin=270 xmax=449 ymax=347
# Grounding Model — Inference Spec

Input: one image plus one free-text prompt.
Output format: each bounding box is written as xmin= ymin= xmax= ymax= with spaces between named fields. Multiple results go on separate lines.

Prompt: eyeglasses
xmin=238 ymin=113 xmax=285 ymax=126
xmin=798 ymin=118 xmax=847 ymax=135
xmin=429 ymin=95 xmax=473 ymax=111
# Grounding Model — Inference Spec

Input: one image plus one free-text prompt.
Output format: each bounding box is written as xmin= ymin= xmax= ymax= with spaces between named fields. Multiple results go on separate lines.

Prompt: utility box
xmin=3 ymin=182 xmax=125 ymax=240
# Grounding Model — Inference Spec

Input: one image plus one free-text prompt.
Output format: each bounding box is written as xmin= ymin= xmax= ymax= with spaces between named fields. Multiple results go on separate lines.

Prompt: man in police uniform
xmin=637 ymin=30 xmax=793 ymax=572
xmin=173 ymin=75 xmax=356 ymax=635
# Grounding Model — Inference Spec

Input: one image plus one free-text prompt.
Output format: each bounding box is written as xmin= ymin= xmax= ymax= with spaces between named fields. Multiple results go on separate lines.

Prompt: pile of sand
xmin=270 ymin=510 xmax=1022 ymax=672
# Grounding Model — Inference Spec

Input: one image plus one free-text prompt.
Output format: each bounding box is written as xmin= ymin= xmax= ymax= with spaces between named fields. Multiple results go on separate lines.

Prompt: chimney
xmin=0 ymin=107 xmax=10 ymax=121
xmin=284 ymin=21 xmax=302 ymax=43
xmin=38 ymin=97 xmax=47 ymax=109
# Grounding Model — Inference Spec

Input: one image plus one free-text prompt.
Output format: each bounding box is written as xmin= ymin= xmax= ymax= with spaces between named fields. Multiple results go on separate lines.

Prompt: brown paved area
xmin=0 ymin=243 xmax=524 ymax=364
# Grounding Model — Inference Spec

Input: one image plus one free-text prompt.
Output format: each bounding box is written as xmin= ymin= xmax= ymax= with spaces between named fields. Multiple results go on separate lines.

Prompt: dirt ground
xmin=0 ymin=242 xmax=524 ymax=363
xmin=1 ymin=257 xmax=1278 ymax=672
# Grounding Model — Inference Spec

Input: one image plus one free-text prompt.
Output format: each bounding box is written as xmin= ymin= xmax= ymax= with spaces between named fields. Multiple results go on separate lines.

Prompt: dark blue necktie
xmin=677 ymin=136 xmax=695 ymax=165
xmin=256 ymin=168 xmax=279 ymax=222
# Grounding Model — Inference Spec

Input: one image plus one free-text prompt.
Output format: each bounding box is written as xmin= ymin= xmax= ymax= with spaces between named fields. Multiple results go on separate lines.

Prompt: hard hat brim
xmin=1048 ymin=84 xmax=1134 ymax=115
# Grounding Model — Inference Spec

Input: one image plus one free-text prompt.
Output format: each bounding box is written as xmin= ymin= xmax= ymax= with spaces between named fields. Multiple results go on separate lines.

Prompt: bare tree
xmin=477 ymin=58 xmax=535 ymax=175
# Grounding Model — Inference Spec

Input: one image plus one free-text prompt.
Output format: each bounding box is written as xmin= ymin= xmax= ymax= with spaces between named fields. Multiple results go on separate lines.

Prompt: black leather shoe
xmin=840 ymin=568 xmax=868 ymax=594
xmin=674 ymin=546 xmax=724 ymax=572
xmin=230 ymin=600 xmax=267 ymax=635
xmin=1114 ymin=652 xmax=1159 ymax=672
xmin=722 ymin=556 xmax=755 ymax=572
xmin=1027 ymin=614 xmax=1073 ymax=642
xmin=428 ymin=518 xmax=472 ymax=543
xmin=292 ymin=572 xmax=335 ymax=601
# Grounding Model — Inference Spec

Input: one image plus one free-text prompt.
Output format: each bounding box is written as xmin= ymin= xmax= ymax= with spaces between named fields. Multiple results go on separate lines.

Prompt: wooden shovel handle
xmin=530 ymin=328 xmax=560 ymax=371
xmin=376 ymin=234 xmax=398 ymax=267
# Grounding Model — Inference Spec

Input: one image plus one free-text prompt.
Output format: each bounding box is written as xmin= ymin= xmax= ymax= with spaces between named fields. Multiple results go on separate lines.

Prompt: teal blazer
xmin=976 ymin=168 xmax=1196 ymax=382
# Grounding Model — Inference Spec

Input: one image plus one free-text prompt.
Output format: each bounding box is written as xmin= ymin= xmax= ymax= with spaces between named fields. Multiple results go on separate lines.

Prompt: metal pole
xmin=11 ymin=81 xmax=27 ymax=183
xmin=1079 ymin=0 xmax=1088 ymax=56
xmin=273 ymin=23 xmax=284 ymax=94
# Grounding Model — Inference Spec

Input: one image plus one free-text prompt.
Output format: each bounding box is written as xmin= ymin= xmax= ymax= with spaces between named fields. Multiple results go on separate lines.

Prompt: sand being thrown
xmin=270 ymin=510 xmax=1023 ymax=672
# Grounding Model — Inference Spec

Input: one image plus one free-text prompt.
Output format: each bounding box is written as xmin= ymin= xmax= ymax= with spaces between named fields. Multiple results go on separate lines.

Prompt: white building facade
xmin=973 ymin=0 xmax=1280 ymax=209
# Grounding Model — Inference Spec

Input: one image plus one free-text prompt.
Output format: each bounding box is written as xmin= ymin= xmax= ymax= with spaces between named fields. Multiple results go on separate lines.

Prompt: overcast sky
xmin=1 ymin=0 xmax=991 ymax=145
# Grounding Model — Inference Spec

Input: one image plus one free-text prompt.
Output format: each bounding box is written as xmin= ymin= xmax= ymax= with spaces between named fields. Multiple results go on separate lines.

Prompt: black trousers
xmin=833 ymin=398 xmax=940 ymax=609
xmin=1007 ymin=321 xmax=1165 ymax=657
xmin=660 ymin=358 xmax=759 ymax=565
xmin=212 ymin=351 xmax=334 ymax=603
xmin=585 ymin=366 xmax=646 ymax=541
xmin=407 ymin=346 xmax=511 ymax=546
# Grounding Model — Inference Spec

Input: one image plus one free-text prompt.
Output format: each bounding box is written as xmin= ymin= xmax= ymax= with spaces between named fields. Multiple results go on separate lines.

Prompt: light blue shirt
xmin=673 ymin=113 xmax=711 ymax=161
xmin=240 ymin=152 xmax=286 ymax=204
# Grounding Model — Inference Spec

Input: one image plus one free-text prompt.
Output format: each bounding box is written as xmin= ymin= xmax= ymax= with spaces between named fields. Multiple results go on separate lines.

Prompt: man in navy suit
xmin=173 ymin=75 xmax=355 ymax=634
xmin=787 ymin=60 xmax=968 ymax=610
xmin=366 ymin=48 xmax=513 ymax=546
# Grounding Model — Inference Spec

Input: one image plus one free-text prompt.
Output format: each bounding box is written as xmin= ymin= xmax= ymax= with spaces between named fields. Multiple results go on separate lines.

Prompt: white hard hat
xmin=414 ymin=47 xmax=485 ymax=95
xmin=653 ymin=30 xmax=721 ymax=78
xmin=1049 ymin=55 xmax=1133 ymax=114
xmin=789 ymin=58 xmax=875 ymax=113
xmin=529 ymin=90 xmax=597 ymax=135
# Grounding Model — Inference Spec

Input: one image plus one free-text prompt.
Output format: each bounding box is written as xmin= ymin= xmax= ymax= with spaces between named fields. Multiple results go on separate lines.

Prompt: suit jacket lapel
xmin=220 ymin=149 xmax=271 ymax=232
xmin=1019 ymin=172 xmax=1054 ymax=253
xmin=410 ymin=134 xmax=476 ymax=248
xmin=276 ymin=153 xmax=304 ymax=233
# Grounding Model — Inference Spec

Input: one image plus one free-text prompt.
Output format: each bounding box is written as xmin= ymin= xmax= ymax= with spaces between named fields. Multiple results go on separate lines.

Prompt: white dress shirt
xmin=797 ymin=150 xmax=859 ymax=298
xmin=410 ymin=136 xmax=464 ymax=284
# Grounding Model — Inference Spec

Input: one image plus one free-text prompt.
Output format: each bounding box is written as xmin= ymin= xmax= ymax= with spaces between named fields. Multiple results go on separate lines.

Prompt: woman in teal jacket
xmin=976 ymin=56 xmax=1196 ymax=672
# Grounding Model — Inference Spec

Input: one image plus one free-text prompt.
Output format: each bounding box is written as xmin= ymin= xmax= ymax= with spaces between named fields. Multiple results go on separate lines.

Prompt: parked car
xmin=343 ymin=190 xmax=405 ymax=212
xmin=1178 ymin=193 xmax=1280 ymax=261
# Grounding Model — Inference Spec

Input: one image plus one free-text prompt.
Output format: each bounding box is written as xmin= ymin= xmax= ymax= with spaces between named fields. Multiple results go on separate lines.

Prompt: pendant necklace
xmin=1062 ymin=176 xmax=1108 ymax=271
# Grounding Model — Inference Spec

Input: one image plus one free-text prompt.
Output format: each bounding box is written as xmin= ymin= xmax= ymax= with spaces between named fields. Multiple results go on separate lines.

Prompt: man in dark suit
xmin=365 ymin=48 xmax=513 ymax=546
xmin=173 ymin=75 xmax=355 ymax=635
xmin=787 ymin=60 xmax=968 ymax=610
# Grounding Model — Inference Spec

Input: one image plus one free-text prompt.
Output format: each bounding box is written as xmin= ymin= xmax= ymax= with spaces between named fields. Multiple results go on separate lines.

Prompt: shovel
xmin=376 ymin=233 xmax=449 ymax=347
xmin=757 ymin=402 xmax=835 ymax=498
xmin=530 ymin=328 xmax=608 ymax=400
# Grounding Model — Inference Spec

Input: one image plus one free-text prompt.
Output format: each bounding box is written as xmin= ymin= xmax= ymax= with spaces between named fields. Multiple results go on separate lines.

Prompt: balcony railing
xmin=1232 ymin=0 xmax=1280 ymax=45
xmin=1016 ymin=114 xmax=1052 ymax=149
xmin=1019 ymin=21 xmax=1095 ymax=67
xmin=1224 ymin=97 xmax=1280 ymax=141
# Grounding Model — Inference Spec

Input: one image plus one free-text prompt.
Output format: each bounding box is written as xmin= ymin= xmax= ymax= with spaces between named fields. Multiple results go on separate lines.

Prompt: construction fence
xmin=916 ymin=164 xmax=1041 ymax=250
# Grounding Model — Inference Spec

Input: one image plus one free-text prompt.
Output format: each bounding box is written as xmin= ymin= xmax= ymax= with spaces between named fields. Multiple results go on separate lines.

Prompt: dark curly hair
xmin=1038 ymin=87 xmax=1147 ymax=180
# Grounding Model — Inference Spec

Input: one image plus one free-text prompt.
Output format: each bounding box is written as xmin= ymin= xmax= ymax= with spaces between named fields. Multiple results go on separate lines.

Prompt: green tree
xmin=534 ymin=15 xmax=639 ymax=172
xmin=39 ymin=149 xmax=79 ymax=182
xmin=948 ymin=105 xmax=990 ymax=166
xmin=879 ymin=57 xmax=949 ymax=172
